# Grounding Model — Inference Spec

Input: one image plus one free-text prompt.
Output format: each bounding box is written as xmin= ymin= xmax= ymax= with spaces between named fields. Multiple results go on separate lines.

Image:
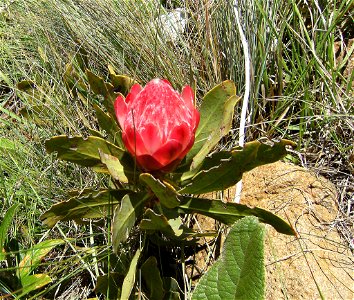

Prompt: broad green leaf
xmin=86 ymin=69 xmax=110 ymax=97
xmin=64 ymin=63 xmax=88 ymax=97
xmin=192 ymin=217 xmax=265 ymax=300
xmin=140 ymin=209 xmax=181 ymax=236
xmin=18 ymin=274 xmax=52 ymax=298
xmin=95 ymin=273 xmax=124 ymax=300
xmin=120 ymin=248 xmax=141 ymax=300
xmin=167 ymin=217 xmax=184 ymax=237
xmin=17 ymin=80 xmax=36 ymax=92
xmin=140 ymin=209 xmax=213 ymax=240
xmin=86 ymin=69 xmax=116 ymax=115
xmin=112 ymin=193 xmax=148 ymax=253
xmin=163 ymin=277 xmax=181 ymax=300
xmin=19 ymin=105 xmax=52 ymax=126
xmin=45 ymin=135 xmax=125 ymax=168
xmin=164 ymin=291 xmax=181 ymax=300
xmin=108 ymin=66 xmax=138 ymax=95
xmin=180 ymin=140 xmax=296 ymax=194
xmin=141 ymin=256 xmax=165 ymax=300
xmin=75 ymin=45 xmax=89 ymax=72
xmin=191 ymin=94 xmax=240 ymax=170
xmin=17 ymin=80 xmax=44 ymax=106
xmin=140 ymin=173 xmax=180 ymax=208
xmin=99 ymin=150 xmax=136 ymax=184
xmin=41 ymin=189 xmax=128 ymax=228
xmin=0 ymin=204 xmax=19 ymax=260
xmin=185 ymin=81 xmax=237 ymax=166
xmin=93 ymin=103 xmax=123 ymax=146
xmin=18 ymin=239 xmax=64 ymax=279
xmin=177 ymin=197 xmax=295 ymax=236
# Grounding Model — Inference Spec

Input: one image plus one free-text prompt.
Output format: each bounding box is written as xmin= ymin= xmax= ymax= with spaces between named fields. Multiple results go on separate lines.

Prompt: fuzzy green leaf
xmin=181 ymin=140 xmax=296 ymax=194
xmin=140 ymin=173 xmax=180 ymax=208
xmin=45 ymin=135 xmax=125 ymax=169
xmin=40 ymin=189 xmax=128 ymax=228
xmin=192 ymin=217 xmax=265 ymax=300
xmin=141 ymin=256 xmax=165 ymax=300
xmin=112 ymin=193 xmax=148 ymax=253
xmin=178 ymin=197 xmax=295 ymax=236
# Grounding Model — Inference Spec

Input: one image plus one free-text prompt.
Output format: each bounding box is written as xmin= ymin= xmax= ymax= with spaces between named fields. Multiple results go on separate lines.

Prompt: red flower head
xmin=114 ymin=79 xmax=200 ymax=173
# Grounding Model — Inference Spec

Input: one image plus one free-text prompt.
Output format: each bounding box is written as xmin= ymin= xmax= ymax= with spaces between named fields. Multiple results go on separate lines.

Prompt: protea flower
xmin=114 ymin=79 xmax=200 ymax=173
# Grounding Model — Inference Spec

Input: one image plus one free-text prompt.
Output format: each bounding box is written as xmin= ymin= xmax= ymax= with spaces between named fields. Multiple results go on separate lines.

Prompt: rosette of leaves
xmin=41 ymin=67 xmax=296 ymax=299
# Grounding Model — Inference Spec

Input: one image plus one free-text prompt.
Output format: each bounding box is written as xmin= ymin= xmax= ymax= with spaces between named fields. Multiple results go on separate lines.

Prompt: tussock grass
xmin=0 ymin=0 xmax=352 ymax=298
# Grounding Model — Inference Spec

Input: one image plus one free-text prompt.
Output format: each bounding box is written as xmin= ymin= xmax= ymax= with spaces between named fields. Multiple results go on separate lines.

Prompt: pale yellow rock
xmin=239 ymin=161 xmax=353 ymax=300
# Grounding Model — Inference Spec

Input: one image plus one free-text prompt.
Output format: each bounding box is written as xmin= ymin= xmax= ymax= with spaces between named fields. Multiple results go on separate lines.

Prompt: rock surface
xmin=191 ymin=161 xmax=353 ymax=299
xmin=239 ymin=161 xmax=353 ymax=300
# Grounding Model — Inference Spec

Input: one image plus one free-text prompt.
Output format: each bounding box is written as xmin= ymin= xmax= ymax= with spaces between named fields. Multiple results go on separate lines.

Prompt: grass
xmin=0 ymin=0 xmax=353 ymax=298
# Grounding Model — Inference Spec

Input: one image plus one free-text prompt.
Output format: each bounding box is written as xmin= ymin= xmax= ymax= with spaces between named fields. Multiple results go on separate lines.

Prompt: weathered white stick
xmin=233 ymin=2 xmax=251 ymax=203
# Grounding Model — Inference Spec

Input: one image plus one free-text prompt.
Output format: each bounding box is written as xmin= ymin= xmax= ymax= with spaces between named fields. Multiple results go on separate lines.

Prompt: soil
xmin=193 ymin=161 xmax=353 ymax=299
xmin=240 ymin=161 xmax=353 ymax=300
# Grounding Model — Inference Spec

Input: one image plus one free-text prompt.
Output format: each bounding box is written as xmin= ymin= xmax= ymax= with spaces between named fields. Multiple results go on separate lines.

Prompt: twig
xmin=233 ymin=1 xmax=251 ymax=203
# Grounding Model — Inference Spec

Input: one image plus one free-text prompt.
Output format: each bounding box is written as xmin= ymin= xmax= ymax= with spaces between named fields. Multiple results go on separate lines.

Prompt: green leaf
xmin=191 ymin=94 xmax=240 ymax=170
xmin=99 ymin=150 xmax=136 ymax=184
xmin=108 ymin=66 xmax=138 ymax=95
xmin=18 ymin=274 xmax=52 ymax=298
xmin=41 ymin=189 xmax=128 ymax=228
xmin=140 ymin=209 xmax=181 ymax=236
xmin=86 ymin=69 xmax=117 ymax=115
xmin=18 ymin=239 xmax=64 ymax=279
xmin=177 ymin=197 xmax=295 ymax=236
xmin=112 ymin=193 xmax=148 ymax=253
xmin=45 ymin=135 xmax=125 ymax=168
xmin=185 ymin=81 xmax=237 ymax=168
xmin=163 ymin=277 xmax=181 ymax=300
xmin=192 ymin=217 xmax=265 ymax=300
xmin=95 ymin=273 xmax=124 ymax=300
xmin=120 ymin=248 xmax=141 ymax=300
xmin=180 ymin=140 xmax=296 ymax=194
xmin=140 ymin=173 xmax=180 ymax=208
xmin=17 ymin=80 xmax=36 ymax=92
xmin=0 ymin=204 xmax=19 ymax=260
xmin=141 ymin=256 xmax=165 ymax=300
xmin=93 ymin=103 xmax=123 ymax=146
xmin=17 ymin=80 xmax=44 ymax=106
xmin=75 ymin=45 xmax=89 ymax=72
xmin=140 ymin=209 xmax=214 ymax=240
xmin=64 ymin=63 xmax=87 ymax=97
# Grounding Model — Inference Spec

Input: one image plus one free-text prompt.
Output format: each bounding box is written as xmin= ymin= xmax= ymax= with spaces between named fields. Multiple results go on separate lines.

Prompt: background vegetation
xmin=0 ymin=0 xmax=352 ymax=298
